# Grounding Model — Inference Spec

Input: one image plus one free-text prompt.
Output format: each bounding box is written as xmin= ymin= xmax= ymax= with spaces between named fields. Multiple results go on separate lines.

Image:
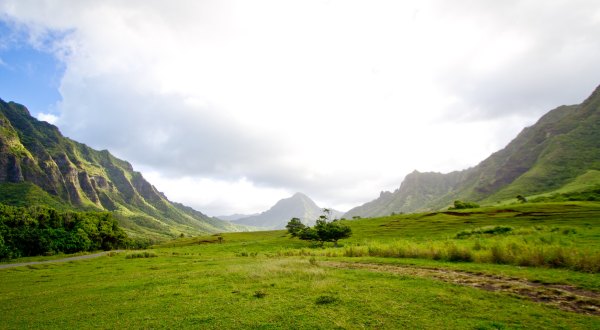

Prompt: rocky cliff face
xmin=344 ymin=170 xmax=469 ymax=218
xmin=345 ymin=84 xmax=600 ymax=218
xmin=0 ymin=99 xmax=245 ymax=239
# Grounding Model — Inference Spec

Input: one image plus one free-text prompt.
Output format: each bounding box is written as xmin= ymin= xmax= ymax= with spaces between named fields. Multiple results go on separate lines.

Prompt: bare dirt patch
xmin=323 ymin=261 xmax=600 ymax=316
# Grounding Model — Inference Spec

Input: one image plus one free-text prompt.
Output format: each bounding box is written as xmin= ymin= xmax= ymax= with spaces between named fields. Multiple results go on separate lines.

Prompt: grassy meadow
xmin=1 ymin=201 xmax=600 ymax=329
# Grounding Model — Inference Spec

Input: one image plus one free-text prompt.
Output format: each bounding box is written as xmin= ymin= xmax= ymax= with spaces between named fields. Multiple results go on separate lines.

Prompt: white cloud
xmin=141 ymin=170 xmax=290 ymax=216
xmin=1 ymin=0 xmax=599 ymax=214
xmin=36 ymin=112 xmax=58 ymax=124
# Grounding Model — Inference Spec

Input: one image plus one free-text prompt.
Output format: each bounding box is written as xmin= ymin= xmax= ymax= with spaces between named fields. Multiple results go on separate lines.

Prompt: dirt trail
xmin=323 ymin=261 xmax=600 ymax=316
xmin=0 ymin=250 xmax=123 ymax=270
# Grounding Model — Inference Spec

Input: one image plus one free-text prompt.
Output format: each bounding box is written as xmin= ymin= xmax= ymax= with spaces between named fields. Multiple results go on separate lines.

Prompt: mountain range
xmin=0 ymin=99 xmax=246 ymax=240
xmin=225 ymin=192 xmax=343 ymax=229
xmin=344 ymin=84 xmax=600 ymax=218
xmin=2 ymin=83 xmax=599 ymax=237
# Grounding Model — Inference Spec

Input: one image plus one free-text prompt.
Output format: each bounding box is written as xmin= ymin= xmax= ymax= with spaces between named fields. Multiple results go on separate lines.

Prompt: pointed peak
xmin=291 ymin=192 xmax=309 ymax=199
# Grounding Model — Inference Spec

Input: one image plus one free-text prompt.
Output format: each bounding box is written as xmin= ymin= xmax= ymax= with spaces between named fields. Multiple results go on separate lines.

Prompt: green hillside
xmin=0 ymin=99 xmax=247 ymax=240
xmin=346 ymin=84 xmax=600 ymax=218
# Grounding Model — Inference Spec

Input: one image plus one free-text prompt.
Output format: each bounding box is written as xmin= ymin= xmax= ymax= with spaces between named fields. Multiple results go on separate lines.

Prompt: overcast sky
xmin=1 ymin=0 xmax=600 ymax=216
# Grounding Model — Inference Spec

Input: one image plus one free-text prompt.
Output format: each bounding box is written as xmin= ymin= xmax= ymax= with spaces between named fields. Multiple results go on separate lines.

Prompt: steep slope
xmin=216 ymin=213 xmax=259 ymax=221
xmin=345 ymin=84 xmax=600 ymax=218
xmin=0 ymin=99 xmax=245 ymax=239
xmin=345 ymin=170 xmax=471 ymax=218
xmin=233 ymin=192 xmax=343 ymax=229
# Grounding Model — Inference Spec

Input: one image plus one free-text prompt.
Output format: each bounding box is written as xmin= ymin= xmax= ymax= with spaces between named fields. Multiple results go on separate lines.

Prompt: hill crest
xmin=345 ymin=84 xmax=600 ymax=218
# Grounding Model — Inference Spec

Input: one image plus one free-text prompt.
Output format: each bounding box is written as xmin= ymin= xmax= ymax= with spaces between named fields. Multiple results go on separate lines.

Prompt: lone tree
xmin=516 ymin=195 xmax=528 ymax=203
xmin=286 ymin=209 xmax=352 ymax=246
xmin=285 ymin=217 xmax=306 ymax=237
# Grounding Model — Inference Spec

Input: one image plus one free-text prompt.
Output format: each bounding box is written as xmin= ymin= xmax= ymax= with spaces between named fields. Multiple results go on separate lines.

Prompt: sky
xmin=1 ymin=0 xmax=599 ymax=216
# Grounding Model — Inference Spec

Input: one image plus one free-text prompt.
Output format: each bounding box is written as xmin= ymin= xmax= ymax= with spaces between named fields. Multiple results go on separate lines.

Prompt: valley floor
xmin=1 ymin=202 xmax=600 ymax=329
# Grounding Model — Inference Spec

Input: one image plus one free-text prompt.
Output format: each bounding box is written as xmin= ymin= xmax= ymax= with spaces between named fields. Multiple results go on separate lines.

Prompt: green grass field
xmin=1 ymin=202 xmax=600 ymax=329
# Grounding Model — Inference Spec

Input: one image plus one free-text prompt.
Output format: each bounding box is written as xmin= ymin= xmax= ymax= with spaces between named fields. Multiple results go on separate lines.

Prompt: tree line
xmin=0 ymin=204 xmax=130 ymax=260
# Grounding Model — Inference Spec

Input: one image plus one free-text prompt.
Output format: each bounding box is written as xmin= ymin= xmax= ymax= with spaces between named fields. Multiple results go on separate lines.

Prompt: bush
xmin=456 ymin=226 xmax=513 ymax=238
xmin=253 ymin=290 xmax=267 ymax=298
xmin=450 ymin=200 xmax=480 ymax=210
xmin=315 ymin=295 xmax=338 ymax=305
xmin=125 ymin=251 xmax=157 ymax=259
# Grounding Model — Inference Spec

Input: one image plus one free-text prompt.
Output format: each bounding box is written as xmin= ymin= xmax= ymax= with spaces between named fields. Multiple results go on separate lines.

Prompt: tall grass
xmin=279 ymin=226 xmax=600 ymax=273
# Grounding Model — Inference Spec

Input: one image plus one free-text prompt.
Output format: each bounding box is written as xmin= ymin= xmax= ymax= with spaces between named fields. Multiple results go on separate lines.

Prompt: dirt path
xmin=323 ymin=261 xmax=600 ymax=316
xmin=0 ymin=250 xmax=123 ymax=270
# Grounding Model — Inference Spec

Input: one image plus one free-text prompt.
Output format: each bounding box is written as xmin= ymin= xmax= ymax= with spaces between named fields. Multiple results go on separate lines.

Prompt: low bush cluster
xmin=315 ymin=295 xmax=338 ymax=305
xmin=449 ymin=200 xmax=480 ymax=210
xmin=253 ymin=290 xmax=267 ymax=298
xmin=455 ymin=226 xmax=513 ymax=238
xmin=125 ymin=251 xmax=157 ymax=259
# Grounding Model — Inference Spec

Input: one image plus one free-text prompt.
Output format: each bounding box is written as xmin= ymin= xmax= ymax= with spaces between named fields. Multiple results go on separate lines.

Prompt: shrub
xmin=253 ymin=290 xmax=267 ymax=298
xmin=315 ymin=295 xmax=338 ymax=305
xmin=456 ymin=226 xmax=513 ymax=238
xmin=125 ymin=251 xmax=157 ymax=259
xmin=450 ymin=200 xmax=480 ymax=210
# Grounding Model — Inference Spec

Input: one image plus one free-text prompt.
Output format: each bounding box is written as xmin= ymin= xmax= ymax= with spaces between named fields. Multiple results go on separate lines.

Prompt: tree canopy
xmin=286 ymin=209 xmax=352 ymax=246
xmin=0 ymin=204 xmax=130 ymax=260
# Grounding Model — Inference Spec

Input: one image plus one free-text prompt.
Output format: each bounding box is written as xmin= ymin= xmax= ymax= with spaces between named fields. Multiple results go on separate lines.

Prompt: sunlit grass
xmin=1 ymin=201 xmax=599 ymax=328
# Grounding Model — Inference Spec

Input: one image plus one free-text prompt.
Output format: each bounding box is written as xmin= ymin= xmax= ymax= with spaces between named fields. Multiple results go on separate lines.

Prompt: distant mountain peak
xmin=232 ymin=192 xmax=343 ymax=229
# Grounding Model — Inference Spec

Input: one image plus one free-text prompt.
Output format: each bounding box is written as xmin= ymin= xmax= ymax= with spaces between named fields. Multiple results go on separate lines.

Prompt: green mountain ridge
xmin=0 ymin=99 xmax=247 ymax=240
xmin=345 ymin=84 xmax=600 ymax=218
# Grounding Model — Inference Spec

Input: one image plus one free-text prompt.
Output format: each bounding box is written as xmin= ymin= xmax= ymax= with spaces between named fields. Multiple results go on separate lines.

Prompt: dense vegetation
xmin=0 ymin=204 xmax=129 ymax=260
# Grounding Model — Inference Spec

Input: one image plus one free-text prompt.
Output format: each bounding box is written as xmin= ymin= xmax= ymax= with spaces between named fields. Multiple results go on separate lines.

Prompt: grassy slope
xmin=1 ymin=202 xmax=599 ymax=328
xmin=0 ymin=182 xmax=69 ymax=210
